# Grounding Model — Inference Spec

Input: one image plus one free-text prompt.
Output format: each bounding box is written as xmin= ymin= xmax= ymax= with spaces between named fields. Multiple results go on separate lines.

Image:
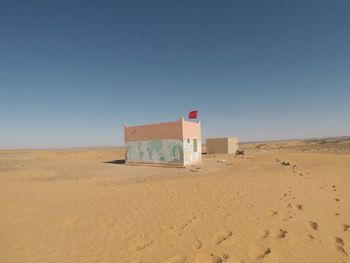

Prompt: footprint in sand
xmin=221 ymin=253 xmax=229 ymax=261
xmin=336 ymin=237 xmax=345 ymax=246
xmin=335 ymin=237 xmax=348 ymax=256
xmin=269 ymin=210 xmax=278 ymax=217
xmin=194 ymin=236 xmax=203 ymax=249
xmin=296 ymin=204 xmax=303 ymax=210
xmin=134 ymin=240 xmax=153 ymax=252
xmin=336 ymin=246 xmax=348 ymax=256
xmin=278 ymin=229 xmax=288 ymax=239
xmin=309 ymin=221 xmax=319 ymax=231
xmin=257 ymin=247 xmax=271 ymax=260
xmin=173 ymin=216 xmax=197 ymax=234
xmin=100 ymin=219 xmax=117 ymax=228
xmin=214 ymin=230 xmax=232 ymax=245
xmin=165 ymin=255 xmax=187 ymax=263
xmin=132 ymin=236 xmax=153 ymax=252
xmin=335 ymin=198 xmax=340 ymax=202
xmin=343 ymin=224 xmax=350 ymax=232
xmin=194 ymin=252 xmax=228 ymax=263
xmin=247 ymin=245 xmax=272 ymax=262
xmin=262 ymin=229 xmax=270 ymax=239
xmin=255 ymin=229 xmax=270 ymax=239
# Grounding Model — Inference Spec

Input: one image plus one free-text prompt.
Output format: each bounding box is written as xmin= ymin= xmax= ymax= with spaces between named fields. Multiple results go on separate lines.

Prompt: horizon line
xmin=1 ymin=134 xmax=349 ymax=151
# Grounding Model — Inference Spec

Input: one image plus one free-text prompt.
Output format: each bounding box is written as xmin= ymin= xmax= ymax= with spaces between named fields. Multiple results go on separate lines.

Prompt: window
xmin=187 ymin=138 xmax=190 ymax=144
xmin=193 ymin=138 xmax=198 ymax=152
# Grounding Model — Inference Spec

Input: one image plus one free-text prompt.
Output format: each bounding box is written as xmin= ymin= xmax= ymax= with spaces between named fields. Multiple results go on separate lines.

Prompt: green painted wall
xmin=125 ymin=139 xmax=184 ymax=164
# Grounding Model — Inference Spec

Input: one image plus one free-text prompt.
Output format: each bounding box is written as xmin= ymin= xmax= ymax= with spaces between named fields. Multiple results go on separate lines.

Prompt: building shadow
xmin=103 ymin=159 xmax=126 ymax=165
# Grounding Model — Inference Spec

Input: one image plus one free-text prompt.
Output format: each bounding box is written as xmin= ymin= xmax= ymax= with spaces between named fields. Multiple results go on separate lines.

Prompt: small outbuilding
xmin=206 ymin=137 xmax=238 ymax=154
xmin=124 ymin=118 xmax=201 ymax=166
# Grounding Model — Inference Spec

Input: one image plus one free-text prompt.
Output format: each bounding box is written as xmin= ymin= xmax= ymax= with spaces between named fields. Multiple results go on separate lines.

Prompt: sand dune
xmin=0 ymin=139 xmax=349 ymax=262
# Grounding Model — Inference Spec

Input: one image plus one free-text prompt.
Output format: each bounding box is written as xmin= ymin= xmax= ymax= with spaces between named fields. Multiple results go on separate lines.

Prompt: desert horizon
xmin=1 ymin=137 xmax=349 ymax=262
xmin=2 ymin=135 xmax=350 ymax=151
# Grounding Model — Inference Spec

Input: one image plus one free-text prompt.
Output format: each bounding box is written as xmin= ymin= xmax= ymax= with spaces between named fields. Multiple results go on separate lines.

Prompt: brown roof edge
xmin=124 ymin=117 xmax=183 ymax=129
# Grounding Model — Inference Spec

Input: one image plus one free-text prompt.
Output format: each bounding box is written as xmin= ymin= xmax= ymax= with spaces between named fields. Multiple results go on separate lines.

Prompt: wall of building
xmin=124 ymin=118 xmax=201 ymax=166
xmin=206 ymin=137 xmax=238 ymax=154
xmin=227 ymin=138 xmax=239 ymax=154
xmin=125 ymin=139 xmax=183 ymax=164
xmin=182 ymin=120 xmax=201 ymax=164
xmin=183 ymin=138 xmax=201 ymax=164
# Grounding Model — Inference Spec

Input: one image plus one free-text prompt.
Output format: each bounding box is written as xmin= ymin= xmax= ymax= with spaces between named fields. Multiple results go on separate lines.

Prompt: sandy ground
xmin=0 ymin=138 xmax=349 ymax=263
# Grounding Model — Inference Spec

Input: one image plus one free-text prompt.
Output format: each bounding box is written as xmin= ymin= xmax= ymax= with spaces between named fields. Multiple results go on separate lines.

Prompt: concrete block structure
xmin=206 ymin=137 xmax=238 ymax=154
xmin=124 ymin=118 xmax=201 ymax=166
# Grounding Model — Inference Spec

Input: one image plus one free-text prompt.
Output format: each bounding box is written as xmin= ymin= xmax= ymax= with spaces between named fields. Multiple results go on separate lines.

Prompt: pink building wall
xmin=182 ymin=119 xmax=201 ymax=164
xmin=124 ymin=119 xmax=183 ymax=142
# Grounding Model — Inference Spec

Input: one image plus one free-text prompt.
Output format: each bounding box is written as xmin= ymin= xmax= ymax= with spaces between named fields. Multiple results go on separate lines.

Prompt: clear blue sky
xmin=1 ymin=0 xmax=349 ymax=149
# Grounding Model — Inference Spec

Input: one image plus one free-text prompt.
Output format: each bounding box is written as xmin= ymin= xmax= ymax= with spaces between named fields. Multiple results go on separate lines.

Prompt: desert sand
xmin=0 ymin=138 xmax=349 ymax=263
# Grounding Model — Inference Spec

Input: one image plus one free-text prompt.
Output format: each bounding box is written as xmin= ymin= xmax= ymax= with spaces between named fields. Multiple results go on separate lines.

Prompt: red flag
xmin=188 ymin=110 xmax=198 ymax=119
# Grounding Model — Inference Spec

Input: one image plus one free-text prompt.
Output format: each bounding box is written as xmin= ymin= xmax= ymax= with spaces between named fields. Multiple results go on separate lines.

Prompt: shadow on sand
xmin=103 ymin=159 xmax=126 ymax=165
